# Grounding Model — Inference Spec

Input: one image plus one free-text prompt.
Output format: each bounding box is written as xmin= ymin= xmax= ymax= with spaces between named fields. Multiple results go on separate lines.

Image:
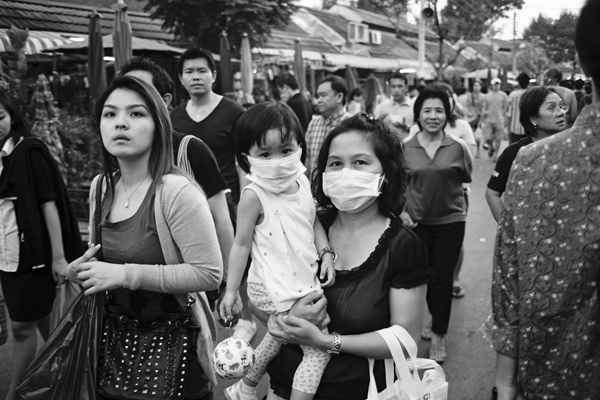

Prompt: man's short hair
xmin=177 ymin=47 xmax=216 ymax=76
xmin=574 ymin=79 xmax=585 ymax=90
xmin=545 ymin=68 xmax=562 ymax=83
xmin=118 ymin=57 xmax=174 ymax=97
xmin=575 ymin=0 xmax=600 ymax=85
xmin=319 ymin=75 xmax=348 ymax=105
xmin=276 ymin=73 xmax=299 ymax=90
xmin=517 ymin=72 xmax=530 ymax=89
xmin=387 ymin=72 xmax=408 ymax=86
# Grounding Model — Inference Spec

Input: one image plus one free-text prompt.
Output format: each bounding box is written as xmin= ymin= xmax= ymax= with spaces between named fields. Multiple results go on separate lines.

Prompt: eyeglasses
xmin=546 ymin=105 xmax=569 ymax=114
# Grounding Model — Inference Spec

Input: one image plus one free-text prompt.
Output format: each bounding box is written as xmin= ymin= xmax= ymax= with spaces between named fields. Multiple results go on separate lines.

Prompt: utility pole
xmin=512 ymin=12 xmax=518 ymax=75
xmin=418 ymin=0 xmax=426 ymax=78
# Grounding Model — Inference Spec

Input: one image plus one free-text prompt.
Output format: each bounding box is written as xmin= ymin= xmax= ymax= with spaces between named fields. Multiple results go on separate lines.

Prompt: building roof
xmin=0 ymin=0 xmax=174 ymax=41
xmin=253 ymin=28 xmax=340 ymax=61
xmin=305 ymin=7 xmax=351 ymax=39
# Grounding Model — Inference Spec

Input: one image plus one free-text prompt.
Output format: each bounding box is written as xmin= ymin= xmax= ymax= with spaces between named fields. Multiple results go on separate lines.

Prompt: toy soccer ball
xmin=213 ymin=338 xmax=255 ymax=379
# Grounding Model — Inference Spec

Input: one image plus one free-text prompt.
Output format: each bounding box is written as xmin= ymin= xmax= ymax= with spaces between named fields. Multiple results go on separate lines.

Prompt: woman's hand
xmin=67 ymin=244 xmax=101 ymax=284
xmin=52 ymin=257 xmax=69 ymax=285
xmin=270 ymin=314 xmax=326 ymax=348
xmin=288 ymin=289 xmax=330 ymax=329
xmin=400 ymin=211 xmax=418 ymax=228
xmin=319 ymin=257 xmax=336 ymax=288
xmin=75 ymin=259 xmax=125 ymax=295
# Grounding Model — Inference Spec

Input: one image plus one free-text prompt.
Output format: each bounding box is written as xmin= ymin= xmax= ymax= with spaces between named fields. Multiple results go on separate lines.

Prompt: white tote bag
xmin=366 ymin=325 xmax=448 ymax=400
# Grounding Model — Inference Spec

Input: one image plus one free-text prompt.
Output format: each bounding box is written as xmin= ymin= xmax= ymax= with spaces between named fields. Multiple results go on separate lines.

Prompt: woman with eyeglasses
xmin=485 ymin=87 xmax=568 ymax=222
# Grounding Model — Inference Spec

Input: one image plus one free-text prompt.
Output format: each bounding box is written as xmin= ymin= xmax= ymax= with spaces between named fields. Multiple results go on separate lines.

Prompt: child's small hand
xmin=219 ymin=290 xmax=241 ymax=323
xmin=319 ymin=257 xmax=336 ymax=287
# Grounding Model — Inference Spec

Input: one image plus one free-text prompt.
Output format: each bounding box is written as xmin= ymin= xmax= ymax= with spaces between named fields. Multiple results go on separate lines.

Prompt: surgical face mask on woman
xmin=323 ymin=168 xmax=385 ymax=212
xmin=246 ymin=148 xmax=306 ymax=193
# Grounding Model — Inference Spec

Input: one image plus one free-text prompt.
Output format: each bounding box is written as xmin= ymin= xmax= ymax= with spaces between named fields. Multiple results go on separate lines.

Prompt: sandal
xmin=453 ymin=284 xmax=466 ymax=298
xmin=429 ymin=344 xmax=446 ymax=364
xmin=421 ymin=327 xmax=432 ymax=340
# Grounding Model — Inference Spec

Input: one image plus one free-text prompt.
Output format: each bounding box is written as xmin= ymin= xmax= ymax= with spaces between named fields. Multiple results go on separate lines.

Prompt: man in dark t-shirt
xmin=169 ymin=47 xmax=245 ymax=204
xmin=277 ymin=73 xmax=313 ymax=132
xmin=168 ymin=48 xmax=257 ymax=342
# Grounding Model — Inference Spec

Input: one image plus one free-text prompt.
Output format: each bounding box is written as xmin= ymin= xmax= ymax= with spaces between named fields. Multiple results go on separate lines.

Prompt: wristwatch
xmin=327 ymin=332 xmax=342 ymax=355
xmin=319 ymin=246 xmax=338 ymax=263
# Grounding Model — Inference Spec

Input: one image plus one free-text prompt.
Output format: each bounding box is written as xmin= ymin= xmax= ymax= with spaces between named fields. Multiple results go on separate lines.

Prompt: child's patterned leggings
xmin=246 ymin=282 xmax=331 ymax=394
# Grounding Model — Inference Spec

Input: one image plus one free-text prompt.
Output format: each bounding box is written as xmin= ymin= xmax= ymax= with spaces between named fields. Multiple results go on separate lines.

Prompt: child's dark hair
xmin=234 ymin=101 xmax=307 ymax=174
xmin=312 ymin=113 xmax=409 ymax=222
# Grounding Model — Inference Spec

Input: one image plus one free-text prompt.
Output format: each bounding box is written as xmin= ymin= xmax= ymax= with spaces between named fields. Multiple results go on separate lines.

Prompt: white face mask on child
xmin=246 ymin=149 xmax=306 ymax=193
xmin=322 ymin=168 xmax=385 ymax=212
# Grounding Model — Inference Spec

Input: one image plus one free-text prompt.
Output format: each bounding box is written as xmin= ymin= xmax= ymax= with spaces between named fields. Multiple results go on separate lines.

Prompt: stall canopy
xmin=0 ymin=29 xmax=78 ymax=54
xmin=46 ymin=35 xmax=186 ymax=57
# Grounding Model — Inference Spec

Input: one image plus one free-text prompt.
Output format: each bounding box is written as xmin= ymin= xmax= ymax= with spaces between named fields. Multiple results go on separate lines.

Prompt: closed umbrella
xmin=220 ymin=31 xmax=233 ymax=98
xmin=87 ymin=9 xmax=107 ymax=99
xmin=345 ymin=65 xmax=359 ymax=91
xmin=240 ymin=33 xmax=254 ymax=104
xmin=293 ymin=38 xmax=306 ymax=94
xmin=112 ymin=0 xmax=132 ymax=72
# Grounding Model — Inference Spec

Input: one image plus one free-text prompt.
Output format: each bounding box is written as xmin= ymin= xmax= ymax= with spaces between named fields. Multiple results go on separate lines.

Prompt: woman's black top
xmin=267 ymin=217 xmax=430 ymax=400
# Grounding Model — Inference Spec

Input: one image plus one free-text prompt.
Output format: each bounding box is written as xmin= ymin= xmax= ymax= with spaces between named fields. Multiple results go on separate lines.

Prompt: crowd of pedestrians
xmin=0 ymin=1 xmax=599 ymax=400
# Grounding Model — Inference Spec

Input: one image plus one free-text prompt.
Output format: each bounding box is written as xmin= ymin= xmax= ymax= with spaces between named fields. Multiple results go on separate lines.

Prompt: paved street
xmin=1 ymin=150 xmax=504 ymax=400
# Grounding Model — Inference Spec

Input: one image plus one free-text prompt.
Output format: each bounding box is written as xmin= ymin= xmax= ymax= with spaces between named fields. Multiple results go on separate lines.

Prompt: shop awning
xmin=0 ymin=30 xmax=82 ymax=54
xmin=253 ymin=47 xmax=323 ymax=61
xmin=322 ymin=53 xmax=402 ymax=70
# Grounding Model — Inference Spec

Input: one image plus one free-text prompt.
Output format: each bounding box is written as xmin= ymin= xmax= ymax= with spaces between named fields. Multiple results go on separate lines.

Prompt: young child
xmin=220 ymin=102 xmax=336 ymax=400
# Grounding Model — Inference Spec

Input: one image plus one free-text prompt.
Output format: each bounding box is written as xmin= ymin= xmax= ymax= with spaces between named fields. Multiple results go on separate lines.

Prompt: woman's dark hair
xmin=312 ymin=113 xmax=409 ymax=221
xmin=0 ymin=89 xmax=30 ymax=142
xmin=234 ymin=101 xmax=307 ymax=174
xmin=426 ymin=82 xmax=457 ymax=127
xmin=94 ymin=75 xmax=174 ymax=193
xmin=519 ymin=86 xmax=557 ymax=137
xmin=349 ymin=87 xmax=363 ymax=100
xmin=413 ymin=89 xmax=452 ymax=132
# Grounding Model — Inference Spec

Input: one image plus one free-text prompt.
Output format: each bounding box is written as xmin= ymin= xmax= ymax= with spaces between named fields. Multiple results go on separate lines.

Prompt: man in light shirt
xmin=375 ymin=72 xmax=414 ymax=139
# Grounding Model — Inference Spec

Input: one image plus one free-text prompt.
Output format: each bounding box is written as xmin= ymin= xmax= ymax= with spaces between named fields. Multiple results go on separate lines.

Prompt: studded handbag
xmin=93 ymin=176 xmax=200 ymax=399
xmin=97 ymin=296 xmax=199 ymax=399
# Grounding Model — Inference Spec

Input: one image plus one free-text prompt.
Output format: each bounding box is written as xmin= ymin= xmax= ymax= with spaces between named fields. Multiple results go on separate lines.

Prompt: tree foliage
xmin=144 ymin=0 xmax=297 ymax=54
xmin=441 ymin=0 xmax=524 ymax=42
xmin=365 ymin=0 xmax=523 ymax=78
xmin=523 ymin=11 xmax=577 ymax=64
xmin=515 ymin=37 xmax=550 ymax=79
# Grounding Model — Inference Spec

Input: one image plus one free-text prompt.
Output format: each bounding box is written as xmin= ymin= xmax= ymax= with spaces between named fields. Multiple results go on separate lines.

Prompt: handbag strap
xmin=94 ymin=174 xmax=104 ymax=261
xmin=376 ymin=326 xmax=422 ymax=400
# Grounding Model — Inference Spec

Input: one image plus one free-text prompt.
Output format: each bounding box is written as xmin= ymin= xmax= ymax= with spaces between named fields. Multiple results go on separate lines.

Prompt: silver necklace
xmin=121 ymin=176 xmax=149 ymax=208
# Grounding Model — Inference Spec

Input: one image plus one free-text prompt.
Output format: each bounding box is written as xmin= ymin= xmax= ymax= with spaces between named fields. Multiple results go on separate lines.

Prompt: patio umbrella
xmin=345 ymin=65 xmax=359 ymax=91
xmin=240 ymin=33 xmax=254 ymax=104
xmin=30 ymin=74 xmax=67 ymax=180
xmin=293 ymin=38 xmax=306 ymax=94
xmin=87 ymin=9 xmax=107 ymax=99
xmin=112 ymin=0 xmax=132 ymax=72
xmin=219 ymin=31 xmax=233 ymax=98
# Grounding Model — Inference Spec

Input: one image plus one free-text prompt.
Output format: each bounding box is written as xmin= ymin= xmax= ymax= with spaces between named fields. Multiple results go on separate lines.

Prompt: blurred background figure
xmin=346 ymin=87 xmax=364 ymax=116
xmin=277 ymin=73 xmax=313 ymax=132
xmin=363 ymin=75 xmax=387 ymax=115
xmin=506 ymin=72 xmax=530 ymax=144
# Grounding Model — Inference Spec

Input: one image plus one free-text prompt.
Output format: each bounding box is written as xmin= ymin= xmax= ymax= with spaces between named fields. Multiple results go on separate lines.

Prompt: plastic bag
xmin=15 ymin=291 xmax=104 ymax=400
xmin=0 ymin=294 xmax=8 ymax=346
xmin=49 ymin=281 xmax=82 ymax=332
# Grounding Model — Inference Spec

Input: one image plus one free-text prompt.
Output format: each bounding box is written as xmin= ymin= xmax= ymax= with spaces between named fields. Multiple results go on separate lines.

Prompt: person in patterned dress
xmin=483 ymin=1 xmax=600 ymax=398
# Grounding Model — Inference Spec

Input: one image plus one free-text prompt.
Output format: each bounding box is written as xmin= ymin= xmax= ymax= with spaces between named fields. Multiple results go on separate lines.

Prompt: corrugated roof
xmin=0 ymin=0 xmax=173 ymax=41
xmin=258 ymin=28 xmax=340 ymax=55
xmin=303 ymin=7 xmax=349 ymax=39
